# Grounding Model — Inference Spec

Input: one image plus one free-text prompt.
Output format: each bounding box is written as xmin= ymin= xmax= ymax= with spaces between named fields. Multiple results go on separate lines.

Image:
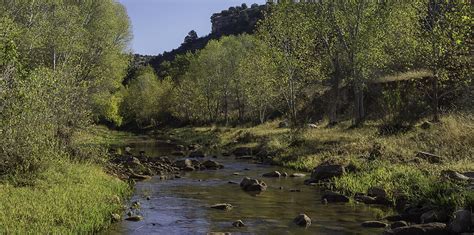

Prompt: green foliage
xmin=120 ymin=66 xmax=175 ymax=127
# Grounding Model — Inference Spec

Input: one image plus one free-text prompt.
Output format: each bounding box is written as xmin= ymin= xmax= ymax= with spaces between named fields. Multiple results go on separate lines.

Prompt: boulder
xmin=321 ymin=191 xmax=349 ymax=203
xmin=416 ymin=152 xmax=442 ymax=164
xmin=174 ymin=159 xmax=192 ymax=168
xmin=210 ymin=203 xmax=233 ymax=211
xmin=390 ymin=221 xmax=408 ymax=229
xmin=125 ymin=215 xmax=143 ymax=222
xmin=384 ymin=222 xmax=447 ymax=235
xmin=448 ymin=210 xmax=472 ymax=233
xmin=361 ymin=221 xmax=387 ymax=228
xmin=421 ymin=210 xmax=448 ymax=223
xmin=202 ymin=160 xmax=223 ymax=170
xmin=354 ymin=194 xmax=377 ymax=204
xmin=293 ymin=214 xmax=311 ymax=227
xmin=240 ymin=177 xmax=267 ymax=192
xmin=111 ymin=213 xmax=121 ymax=222
xmin=290 ymin=173 xmax=307 ymax=178
xmin=442 ymin=170 xmax=471 ymax=182
xmin=311 ymin=164 xmax=345 ymax=181
xmin=232 ymin=220 xmax=245 ymax=227
xmin=262 ymin=171 xmax=281 ymax=177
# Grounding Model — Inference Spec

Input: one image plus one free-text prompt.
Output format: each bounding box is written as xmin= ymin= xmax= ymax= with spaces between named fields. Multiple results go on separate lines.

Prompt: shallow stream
xmin=106 ymin=141 xmax=389 ymax=235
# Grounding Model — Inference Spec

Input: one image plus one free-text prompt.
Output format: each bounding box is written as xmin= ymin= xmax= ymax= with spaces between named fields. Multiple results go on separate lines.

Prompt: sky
xmin=118 ymin=0 xmax=266 ymax=55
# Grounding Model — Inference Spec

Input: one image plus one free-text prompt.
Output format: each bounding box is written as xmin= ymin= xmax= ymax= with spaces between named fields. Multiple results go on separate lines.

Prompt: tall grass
xmin=0 ymin=160 xmax=130 ymax=233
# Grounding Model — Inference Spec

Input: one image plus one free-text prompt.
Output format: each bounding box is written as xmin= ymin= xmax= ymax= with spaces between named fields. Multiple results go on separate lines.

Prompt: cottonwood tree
xmin=416 ymin=0 xmax=472 ymax=122
xmin=257 ymin=1 xmax=316 ymax=125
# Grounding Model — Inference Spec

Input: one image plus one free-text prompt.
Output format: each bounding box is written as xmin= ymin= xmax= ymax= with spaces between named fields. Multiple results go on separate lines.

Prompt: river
xmin=106 ymin=141 xmax=389 ymax=235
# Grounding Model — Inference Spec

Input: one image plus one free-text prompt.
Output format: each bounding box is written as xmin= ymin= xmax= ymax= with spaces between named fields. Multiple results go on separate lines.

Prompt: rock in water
xmin=384 ymin=222 xmax=447 ymax=235
xmin=311 ymin=164 xmax=345 ymax=181
xmin=202 ymin=160 xmax=224 ymax=170
xmin=210 ymin=203 xmax=233 ymax=211
xmin=111 ymin=213 xmax=121 ymax=222
xmin=361 ymin=221 xmax=387 ymax=228
xmin=232 ymin=220 xmax=245 ymax=227
xmin=262 ymin=171 xmax=281 ymax=177
xmin=240 ymin=177 xmax=267 ymax=192
xmin=390 ymin=221 xmax=408 ymax=229
xmin=321 ymin=191 xmax=349 ymax=203
xmin=449 ymin=210 xmax=472 ymax=233
xmin=293 ymin=214 xmax=311 ymax=227
xmin=125 ymin=215 xmax=143 ymax=222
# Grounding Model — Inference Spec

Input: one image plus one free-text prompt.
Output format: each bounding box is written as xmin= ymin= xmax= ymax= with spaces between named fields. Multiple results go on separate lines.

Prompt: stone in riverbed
xmin=321 ymin=191 xmax=349 ymax=203
xmin=202 ymin=160 xmax=223 ymax=170
xmin=311 ymin=164 xmax=345 ymax=181
xmin=384 ymin=222 xmax=447 ymax=235
xmin=354 ymin=194 xmax=377 ymax=204
xmin=448 ymin=210 xmax=472 ymax=233
xmin=293 ymin=214 xmax=311 ymax=227
xmin=174 ymin=159 xmax=193 ymax=169
xmin=361 ymin=221 xmax=387 ymax=228
xmin=390 ymin=221 xmax=408 ymax=229
xmin=262 ymin=171 xmax=281 ymax=177
xmin=240 ymin=177 xmax=267 ymax=192
xmin=210 ymin=203 xmax=233 ymax=211
xmin=111 ymin=213 xmax=121 ymax=222
xmin=125 ymin=215 xmax=143 ymax=221
xmin=232 ymin=220 xmax=245 ymax=227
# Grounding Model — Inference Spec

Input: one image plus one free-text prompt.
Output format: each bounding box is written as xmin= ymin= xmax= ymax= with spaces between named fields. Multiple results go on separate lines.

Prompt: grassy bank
xmin=0 ymin=126 xmax=136 ymax=233
xmin=0 ymin=160 xmax=130 ymax=233
xmin=168 ymin=114 xmax=474 ymax=211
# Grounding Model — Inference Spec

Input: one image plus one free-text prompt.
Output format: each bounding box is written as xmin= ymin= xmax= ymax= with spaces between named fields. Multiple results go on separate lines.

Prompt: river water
xmin=106 ymin=141 xmax=389 ymax=235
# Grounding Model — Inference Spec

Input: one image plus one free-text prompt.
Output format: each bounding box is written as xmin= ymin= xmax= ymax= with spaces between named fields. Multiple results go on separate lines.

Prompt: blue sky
xmin=118 ymin=0 xmax=266 ymax=55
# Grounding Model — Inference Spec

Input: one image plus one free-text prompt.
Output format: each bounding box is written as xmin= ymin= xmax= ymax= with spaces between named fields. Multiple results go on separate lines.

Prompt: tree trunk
xmin=353 ymin=83 xmax=365 ymax=126
xmin=431 ymin=73 xmax=440 ymax=122
xmin=328 ymin=61 xmax=341 ymax=126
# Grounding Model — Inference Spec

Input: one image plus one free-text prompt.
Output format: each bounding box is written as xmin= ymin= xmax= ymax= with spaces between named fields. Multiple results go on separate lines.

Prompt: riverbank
xmin=0 ymin=126 xmax=136 ymax=233
xmin=166 ymin=114 xmax=474 ymax=224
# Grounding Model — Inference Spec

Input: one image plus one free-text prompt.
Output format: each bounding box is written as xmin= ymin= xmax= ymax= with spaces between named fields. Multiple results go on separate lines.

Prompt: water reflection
xmin=106 ymin=142 xmax=389 ymax=235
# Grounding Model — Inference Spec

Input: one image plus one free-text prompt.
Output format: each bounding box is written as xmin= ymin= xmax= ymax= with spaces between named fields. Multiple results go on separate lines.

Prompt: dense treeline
xmin=121 ymin=0 xmax=472 ymax=128
xmin=0 ymin=1 xmax=131 ymax=179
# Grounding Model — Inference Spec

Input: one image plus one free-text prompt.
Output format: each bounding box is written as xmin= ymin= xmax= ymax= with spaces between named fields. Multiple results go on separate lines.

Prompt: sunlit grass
xmin=0 ymin=160 xmax=130 ymax=233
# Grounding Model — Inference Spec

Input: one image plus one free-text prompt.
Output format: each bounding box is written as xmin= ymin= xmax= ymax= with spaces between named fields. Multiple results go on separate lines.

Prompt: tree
xmin=183 ymin=30 xmax=198 ymax=45
xmin=257 ymin=1 xmax=316 ymax=125
xmin=417 ymin=0 xmax=472 ymax=122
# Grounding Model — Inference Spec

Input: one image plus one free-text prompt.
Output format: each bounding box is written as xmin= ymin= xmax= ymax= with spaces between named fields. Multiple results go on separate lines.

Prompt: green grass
xmin=0 ymin=159 xmax=131 ymax=233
